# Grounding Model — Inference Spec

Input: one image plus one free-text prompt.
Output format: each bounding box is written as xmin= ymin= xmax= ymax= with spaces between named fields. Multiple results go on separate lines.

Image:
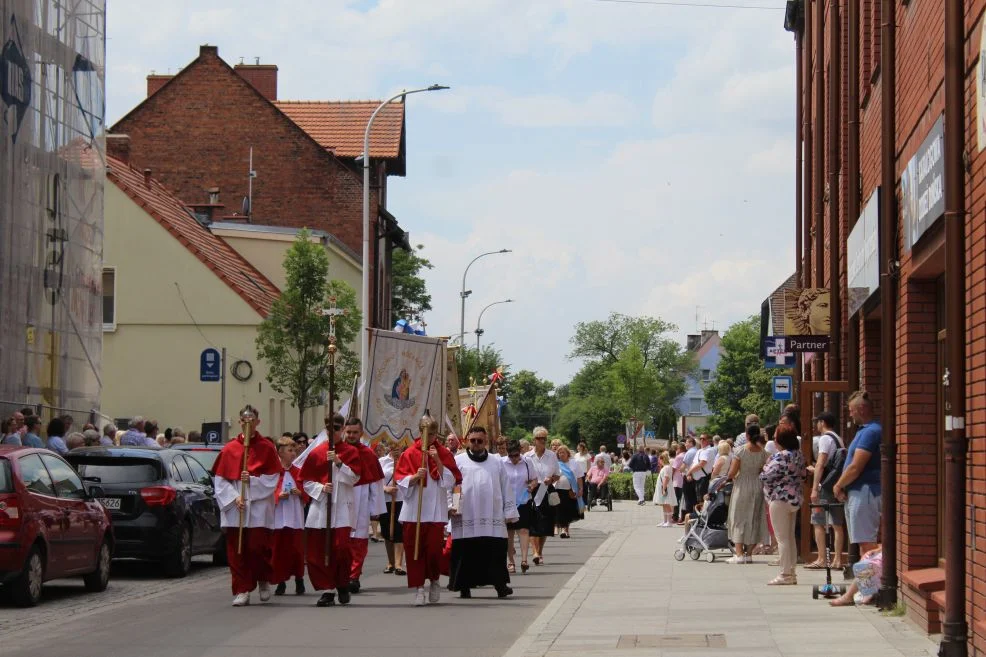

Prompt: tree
xmin=391 ymin=244 xmax=433 ymax=325
xmin=569 ymin=313 xmax=695 ymax=435
xmin=256 ymin=229 xmax=361 ymax=430
xmin=553 ymin=394 xmax=623 ymax=452
xmin=500 ymin=369 xmax=555 ymax=431
xmin=703 ymin=315 xmax=776 ymax=437
xmin=456 ymin=345 xmax=506 ymax=389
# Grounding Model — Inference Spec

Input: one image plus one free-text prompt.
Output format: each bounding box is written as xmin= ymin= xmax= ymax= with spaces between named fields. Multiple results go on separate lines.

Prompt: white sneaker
xmin=428 ymin=580 xmax=441 ymax=604
xmin=743 ymin=556 xmax=753 ymax=564
xmin=232 ymin=593 xmax=250 ymax=606
xmin=258 ymin=581 xmax=272 ymax=602
xmin=725 ymin=556 xmax=746 ymax=564
xmin=414 ymin=587 xmax=427 ymax=606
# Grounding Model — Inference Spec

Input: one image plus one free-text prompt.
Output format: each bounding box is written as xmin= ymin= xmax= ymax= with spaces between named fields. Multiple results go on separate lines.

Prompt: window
xmin=183 ymin=456 xmax=211 ymax=485
xmin=689 ymin=398 xmax=703 ymax=415
xmin=0 ymin=460 xmax=12 ymax=493
xmin=701 ymin=369 xmax=712 ymax=382
xmin=170 ymin=457 xmax=193 ymax=483
xmin=40 ymin=454 xmax=86 ymax=499
xmin=70 ymin=459 xmax=162 ymax=484
xmin=102 ymin=267 xmax=115 ymax=330
xmin=18 ymin=454 xmax=55 ymax=497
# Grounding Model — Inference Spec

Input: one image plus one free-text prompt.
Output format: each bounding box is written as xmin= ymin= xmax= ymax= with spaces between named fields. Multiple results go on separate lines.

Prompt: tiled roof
xmin=274 ymin=100 xmax=404 ymax=160
xmin=106 ymin=156 xmax=280 ymax=318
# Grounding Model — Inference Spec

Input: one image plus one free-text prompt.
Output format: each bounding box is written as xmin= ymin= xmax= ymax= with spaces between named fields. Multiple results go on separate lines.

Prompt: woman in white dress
xmin=503 ymin=439 xmax=538 ymax=574
xmin=652 ymin=451 xmax=677 ymax=526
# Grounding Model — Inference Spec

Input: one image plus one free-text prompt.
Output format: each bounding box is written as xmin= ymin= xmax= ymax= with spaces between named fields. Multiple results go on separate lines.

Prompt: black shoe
xmin=496 ymin=585 xmax=513 ymax=598
xmin=316 ymin=592 xmax=335 ymax=607
xmin=337 ymin=587 xmax=351 ymax=605
xmin=459 ymin=588 xmax=472 ymax=599
xmin=274 ymin=582 xmax=287 ymax=596
xmin=295 ymin=578 xmax=306 ymax=595
xmin=348 ymin=579 xmax=361 ymax=594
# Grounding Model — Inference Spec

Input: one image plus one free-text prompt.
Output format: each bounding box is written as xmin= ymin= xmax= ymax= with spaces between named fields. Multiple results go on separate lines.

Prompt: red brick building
xmin=110 ymin=45 xmax=410 ymax=328
xmin=787 ymin=0 xmax=986 ymax=648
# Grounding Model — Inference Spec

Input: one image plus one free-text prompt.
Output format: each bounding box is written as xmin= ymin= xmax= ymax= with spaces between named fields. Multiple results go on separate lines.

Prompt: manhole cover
xmin=616 ymin=634 xmax=727 ymax=649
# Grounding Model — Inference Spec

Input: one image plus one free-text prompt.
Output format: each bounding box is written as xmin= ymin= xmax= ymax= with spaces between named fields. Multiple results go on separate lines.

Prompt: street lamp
xmin=361 ymin=84 xmax=449 ymax=389
xmin=475 ymin=299 xmax=513 ymax=351
xmin=460 ymin=249 xmax=511 ymax=345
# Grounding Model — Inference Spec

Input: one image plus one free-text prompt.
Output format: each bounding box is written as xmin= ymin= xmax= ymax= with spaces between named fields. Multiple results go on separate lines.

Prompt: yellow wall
xmin=102 ymin=185 xmax=332 ymax=437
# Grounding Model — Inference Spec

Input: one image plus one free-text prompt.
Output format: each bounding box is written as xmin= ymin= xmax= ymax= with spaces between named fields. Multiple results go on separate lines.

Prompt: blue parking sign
xmin=772 ymin=376 xmax=793 ymax=401
xmin=200 ymin=348 xmax=221 ymax=382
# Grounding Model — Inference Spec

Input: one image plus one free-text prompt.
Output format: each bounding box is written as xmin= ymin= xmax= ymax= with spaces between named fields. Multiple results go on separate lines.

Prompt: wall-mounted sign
xmin=783 ymin=288 xmax=831 ymax=336
xmin=902 ymin=115 xmax=945 ymax=252
xmin=847 ymin=189 xmax=880 ymax=316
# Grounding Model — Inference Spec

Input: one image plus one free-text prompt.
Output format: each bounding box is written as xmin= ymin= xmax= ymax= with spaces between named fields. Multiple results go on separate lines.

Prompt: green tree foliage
xmin=456 ymin=345 xmax=506 ymax=389
xmin=391 ymin=244 xmax=433 ymax=325
xmin=255 ymin=229 xmax=361 ymax=430
xmin=500 ymin=369 xmax=555 ymax=431
xmin=552 ymin=394 xmax=623 ymax=452
xmin=563 ymin=313 xmax=695 ymax=442
xmin=703 ymin=315 xmax=777 ymax=436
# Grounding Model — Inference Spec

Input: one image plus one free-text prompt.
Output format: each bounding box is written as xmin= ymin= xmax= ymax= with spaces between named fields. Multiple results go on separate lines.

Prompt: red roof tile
xmin=106 ymin=156 xmax=280 ymax=318
xmin=274 ymin=100 xmax=404 ymax=160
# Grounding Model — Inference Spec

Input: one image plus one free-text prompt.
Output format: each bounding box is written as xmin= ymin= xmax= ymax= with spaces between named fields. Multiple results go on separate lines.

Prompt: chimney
xmin=146 ymin=74 xmax=174 ymax=97
xmin=234 ymin=60 xmax=278 ymax=101
xmin=106 ymin=134 xmax=130 ymax=164
xmin=143 ymin=168 xmax=152 ymax=188
xmin=207 ymin=187 xmax=220 ymax=204
xmin=686 ymin=335 xmax=701 ymax=351
xmin=200 ymin=44 xmax=219 ymax=58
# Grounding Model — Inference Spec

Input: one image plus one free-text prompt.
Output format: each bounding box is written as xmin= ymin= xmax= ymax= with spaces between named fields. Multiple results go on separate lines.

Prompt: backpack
xmin=819 ymin=431 xmax=847 ymax=491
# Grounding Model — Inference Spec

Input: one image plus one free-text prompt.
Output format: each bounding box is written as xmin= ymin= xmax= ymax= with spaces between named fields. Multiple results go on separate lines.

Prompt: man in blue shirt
xmin=834 ymin=391 xmax=881 ymax=555
xmin=22 ymin=416 xmax=44 ymax=448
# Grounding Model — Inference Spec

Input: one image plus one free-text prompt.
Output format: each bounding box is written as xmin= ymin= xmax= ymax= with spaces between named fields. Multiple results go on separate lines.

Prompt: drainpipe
xmin=813 ymin=0 xmax=826 ymax=414
xmin=804 ymin=0 xmax=814 ymax=294
xmin=827 ymin=0 xmax=842 ymax=415
xmin=794 ymin=9 xmax=805 ymax=394
xmin=939 ymin=0 xmax=968 ymax=652
xmin=877 ymin=0 xmax=898 ymax=610
xmin=845 ymin=0 xmax=861 ymax=462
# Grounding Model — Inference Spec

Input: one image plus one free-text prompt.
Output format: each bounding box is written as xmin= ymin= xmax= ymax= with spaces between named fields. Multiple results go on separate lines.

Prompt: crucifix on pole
xmin=316 ymin=296 xmax=347 ymax=566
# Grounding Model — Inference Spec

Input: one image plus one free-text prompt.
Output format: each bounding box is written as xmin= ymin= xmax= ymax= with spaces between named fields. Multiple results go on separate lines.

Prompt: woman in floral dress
xmin=759 ymin=424 xmax=807 ymax=585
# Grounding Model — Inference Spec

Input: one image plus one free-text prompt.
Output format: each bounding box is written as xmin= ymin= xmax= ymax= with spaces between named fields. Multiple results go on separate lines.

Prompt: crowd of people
xmin=656 ymin=390 xmax=882 ymax=603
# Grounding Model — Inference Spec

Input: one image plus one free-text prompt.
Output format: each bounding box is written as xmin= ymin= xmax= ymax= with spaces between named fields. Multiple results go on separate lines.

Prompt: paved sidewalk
xmin=504 ymin=501 xmax=939 ymax=657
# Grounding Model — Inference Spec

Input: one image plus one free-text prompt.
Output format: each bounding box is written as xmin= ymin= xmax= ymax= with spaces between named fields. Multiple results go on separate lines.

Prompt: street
xmin=0 ymin=528 xmax=605 ymax=657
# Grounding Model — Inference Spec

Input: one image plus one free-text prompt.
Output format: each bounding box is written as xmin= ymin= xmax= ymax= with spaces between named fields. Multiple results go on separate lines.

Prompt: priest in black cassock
xmin=449 ymin=426 xmax=519 ymax=599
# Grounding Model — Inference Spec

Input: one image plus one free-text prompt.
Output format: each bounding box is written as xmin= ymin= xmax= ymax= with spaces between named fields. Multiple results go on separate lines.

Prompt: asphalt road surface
xmin=0 ymin=528 xmax=604 ymax=657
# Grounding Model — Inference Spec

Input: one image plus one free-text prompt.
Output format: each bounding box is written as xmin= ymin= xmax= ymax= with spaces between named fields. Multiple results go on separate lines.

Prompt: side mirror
xmin=204 ymin=487 xmax=215 ymax=496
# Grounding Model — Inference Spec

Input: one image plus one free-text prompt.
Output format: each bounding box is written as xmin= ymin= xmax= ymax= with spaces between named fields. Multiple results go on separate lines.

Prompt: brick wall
xmin=112 ymin=45 xmax=376 ymax=295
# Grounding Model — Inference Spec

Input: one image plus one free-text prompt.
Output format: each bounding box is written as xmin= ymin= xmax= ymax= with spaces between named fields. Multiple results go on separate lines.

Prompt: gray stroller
xmin=673 ymin=478 xmax=733 ymax=563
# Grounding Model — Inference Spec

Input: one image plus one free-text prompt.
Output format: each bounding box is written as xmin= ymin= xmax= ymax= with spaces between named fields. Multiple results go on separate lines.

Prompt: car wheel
xmin=83 ymin=540 xmax=111 ymax=592
xmin=212 ymin=533 xmax=228 ymax=567
xmin=164 ymin=524 xmax=192 ymax=578
xmin=10 ymin=545 xmax=44 ymax=607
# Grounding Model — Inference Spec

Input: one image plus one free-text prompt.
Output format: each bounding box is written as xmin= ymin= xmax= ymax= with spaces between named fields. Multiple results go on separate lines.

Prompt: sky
xmin=105 ymin=0 xmax=797 ymax=386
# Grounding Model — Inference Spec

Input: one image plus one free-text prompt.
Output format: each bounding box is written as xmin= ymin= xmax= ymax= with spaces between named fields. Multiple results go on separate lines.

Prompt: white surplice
xmin=273 ymin=469 xmax=305 ymax=530
xmin=379 ymin=455 xmax=403 ymax=503
xmin=350 ymin=478 xmax=386 ymax=539
xmin=214 ymin=473 xmax=280 ymax=529
xmin=450 ymin=452 xmax=518 ymax=540
xmin=303 ymin=463 xmax=359 ymax=530
xmin=398 ymin=468 xmax=455 ymax=524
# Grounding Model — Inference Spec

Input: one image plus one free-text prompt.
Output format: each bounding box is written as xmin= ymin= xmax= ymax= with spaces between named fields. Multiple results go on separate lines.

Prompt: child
xmin=272 ymin=436 xmax=308 ymax=596
xmin=652 ymin=451 xmax=677 ymax=527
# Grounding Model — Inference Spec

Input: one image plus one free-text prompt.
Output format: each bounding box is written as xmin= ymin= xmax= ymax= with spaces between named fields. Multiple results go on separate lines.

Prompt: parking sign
xmin=772 ymin=376 xmax=794 ymax=401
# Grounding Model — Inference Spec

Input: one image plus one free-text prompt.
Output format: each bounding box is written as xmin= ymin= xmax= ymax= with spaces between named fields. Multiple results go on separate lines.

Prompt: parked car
xmin=169 ymin=443 xmax=222 ymax=472
xmin=0 ymin=445 xmax=113 ymax=607
xmin=65 ymin=447 xmax=224 ymax=578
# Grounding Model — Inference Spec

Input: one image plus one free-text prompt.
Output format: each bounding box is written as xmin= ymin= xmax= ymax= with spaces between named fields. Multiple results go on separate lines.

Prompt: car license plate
xmin=98 ymin=498 xmax=121 ymax=510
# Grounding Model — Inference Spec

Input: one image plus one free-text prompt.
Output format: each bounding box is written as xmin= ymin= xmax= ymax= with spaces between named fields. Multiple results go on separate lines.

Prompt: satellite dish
xmin=241 ymin=196 xmax=250 ymax=216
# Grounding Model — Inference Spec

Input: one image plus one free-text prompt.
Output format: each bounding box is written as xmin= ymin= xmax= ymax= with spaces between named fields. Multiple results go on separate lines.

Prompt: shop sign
xmin=847 ymin=189 xmax=879 ymax=316
xmin=902 ymin=115 xmax=945 ymax=252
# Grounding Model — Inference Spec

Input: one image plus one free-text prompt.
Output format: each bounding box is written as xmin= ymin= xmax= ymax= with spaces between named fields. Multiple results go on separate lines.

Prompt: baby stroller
xmin=673 ymin=477 xmax=733 ymax=563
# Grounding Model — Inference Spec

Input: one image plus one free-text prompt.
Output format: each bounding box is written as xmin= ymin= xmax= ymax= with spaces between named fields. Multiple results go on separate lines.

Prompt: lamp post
xmin=475 ymin=299 xmax=513 ymax=351
xmin=460 ymin=249 xmax=511 ymax=346
xmin=361 ymin=84 xmax=449 ymax=389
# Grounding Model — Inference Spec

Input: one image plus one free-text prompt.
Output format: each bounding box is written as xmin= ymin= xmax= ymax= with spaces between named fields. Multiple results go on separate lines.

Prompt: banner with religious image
xmin=468 ymin=383 xmax=500 ymax=439
xmin=444 ymin=346 xmax=463 ymax=437
xmin=362 ymin=330 xmax=447 ymax=444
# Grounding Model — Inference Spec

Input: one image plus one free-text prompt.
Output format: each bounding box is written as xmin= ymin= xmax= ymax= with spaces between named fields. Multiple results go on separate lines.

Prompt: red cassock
xmin=271 ymin=465 xmax=308 ymax=584
xmin=211 ymin=433 xmax=281 ymax=596
xmin=299 ymin=440 xmax=363 ymax=592
xmin=394 ymin=439 xmax=462 ymax=485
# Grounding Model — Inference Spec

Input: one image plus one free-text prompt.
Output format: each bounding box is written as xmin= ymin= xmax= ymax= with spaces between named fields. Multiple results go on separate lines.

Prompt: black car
xmin=65 ymin=447 xmax=225 ymax=577
xmin=169 ymin=443 xmax=222 ymax=472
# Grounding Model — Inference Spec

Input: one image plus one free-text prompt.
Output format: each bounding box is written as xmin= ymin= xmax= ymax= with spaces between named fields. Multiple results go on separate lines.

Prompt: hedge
xmin=605 ymin=472 xmax=657 ymax=500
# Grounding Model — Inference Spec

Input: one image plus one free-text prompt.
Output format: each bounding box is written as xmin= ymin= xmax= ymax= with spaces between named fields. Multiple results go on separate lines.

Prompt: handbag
xmin=548 ymin=490 xmax=561 ymax=506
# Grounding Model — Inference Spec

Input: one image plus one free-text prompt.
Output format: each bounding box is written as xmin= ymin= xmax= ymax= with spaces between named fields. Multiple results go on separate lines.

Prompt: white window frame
xmin=689 ymin=397 xmax=702 ymax=415
xmin=102 ymin=266 xmax=116 ymax=332
xmin=701 ymin=369 xmax=712 ymax=382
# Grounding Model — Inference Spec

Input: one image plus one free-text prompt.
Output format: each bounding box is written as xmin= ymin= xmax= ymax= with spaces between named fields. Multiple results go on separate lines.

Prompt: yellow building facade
xmin=101 ymin=157 xmax=361 ymax=438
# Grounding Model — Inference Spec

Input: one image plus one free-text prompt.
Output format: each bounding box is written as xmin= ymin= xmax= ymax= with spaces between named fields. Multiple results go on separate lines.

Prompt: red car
xmin=0 ymin=445 xmax=113 ymax=606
